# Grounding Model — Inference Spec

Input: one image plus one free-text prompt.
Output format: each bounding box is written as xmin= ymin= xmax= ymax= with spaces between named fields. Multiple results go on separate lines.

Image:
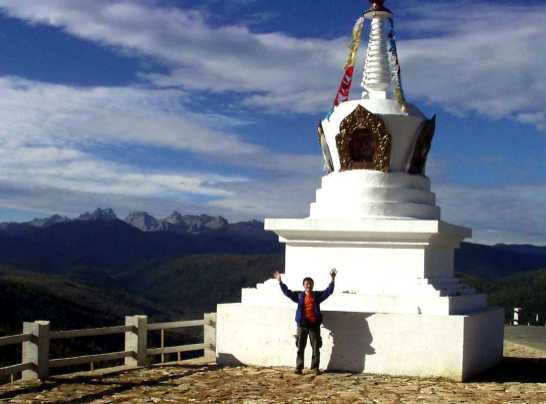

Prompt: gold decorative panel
xmin=336 ymin=105 xmax=392 ymax=172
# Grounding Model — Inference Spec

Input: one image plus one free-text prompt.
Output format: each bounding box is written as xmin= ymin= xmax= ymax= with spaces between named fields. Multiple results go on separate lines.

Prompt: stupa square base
xmin=216 ymin=303 xmax=504 ymax=381
xmin=264 ymin=219 xmax=473 ymax=300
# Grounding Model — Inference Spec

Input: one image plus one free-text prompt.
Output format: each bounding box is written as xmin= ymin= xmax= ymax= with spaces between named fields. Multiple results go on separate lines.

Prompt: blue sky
xmin=0 ymin=0 xmax=545 ymax=245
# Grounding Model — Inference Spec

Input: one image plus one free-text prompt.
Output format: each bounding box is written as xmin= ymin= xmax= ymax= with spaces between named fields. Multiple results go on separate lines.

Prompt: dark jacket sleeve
xmin=316 ymin=281 xmax=335 ymax=303
xmin=279 ymin=281 xmax=299 ymax=303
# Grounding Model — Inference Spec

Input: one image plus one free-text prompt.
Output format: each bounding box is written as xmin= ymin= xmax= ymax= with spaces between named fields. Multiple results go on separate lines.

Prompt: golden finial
xmin=365 ymin=0 xmax=392 ymax=16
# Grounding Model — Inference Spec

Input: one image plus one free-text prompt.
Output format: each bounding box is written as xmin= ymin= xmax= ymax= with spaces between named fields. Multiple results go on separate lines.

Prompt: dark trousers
xmin=296 ymin=322 xmax=321 ymax=370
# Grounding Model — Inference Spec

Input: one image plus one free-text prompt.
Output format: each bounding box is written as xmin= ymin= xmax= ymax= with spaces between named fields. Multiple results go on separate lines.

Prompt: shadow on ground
xmin=473 ymin=356 xmax=546 ymax=383
xmin=0 ymin=364 xmax=218 ymax=403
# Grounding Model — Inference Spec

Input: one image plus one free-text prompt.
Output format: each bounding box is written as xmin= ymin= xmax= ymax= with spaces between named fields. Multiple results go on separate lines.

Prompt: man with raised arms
xmin=273 ymin=269 xmax=336 ymax=375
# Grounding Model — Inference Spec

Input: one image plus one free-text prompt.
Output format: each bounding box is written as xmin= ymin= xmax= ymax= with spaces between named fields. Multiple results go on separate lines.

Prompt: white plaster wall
xmin=216 ymin=304 xmax=504 ymax=381
xmin=448 ymin=295 xmax=488 ymax=315
xmin=241 ymin=278 xmax=486 ymax=315
xmin=310 ymin=201 xmax=440 ymax=221
xmin=263 ymin=218 xmax=480 ymax=312
xmin=315 ymin=186 xmax=435 ymax=205
xmin=285 ymin=243 xmax=432 ymax=290
xmin=320 ymin=99 xmax=426 ymax=172
xmin=216 ymin=304 xmax=298 ymax=368
xmin=266 ymin=218 xmax=470 ymax=293
xmin=462 ymin=307 xmax=505 ymax=380
xmin=424 ymin=247 xmax=454 ymax=278
xmin=310 ymin=171 xmax=440 ymax=221
xmin=265 ymin=218 xmax=471 ymax=246
xmin=321 ymin=170 xmax=431 ymax=189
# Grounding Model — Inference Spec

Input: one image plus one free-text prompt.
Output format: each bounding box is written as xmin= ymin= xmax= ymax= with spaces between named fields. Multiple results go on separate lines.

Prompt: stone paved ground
xmin=1 ymin=342 xmax=546 ymax=403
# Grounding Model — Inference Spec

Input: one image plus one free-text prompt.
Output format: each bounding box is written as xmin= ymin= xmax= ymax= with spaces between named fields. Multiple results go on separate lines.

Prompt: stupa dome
xmin=314 ymin=0 xmax=439 ymax=220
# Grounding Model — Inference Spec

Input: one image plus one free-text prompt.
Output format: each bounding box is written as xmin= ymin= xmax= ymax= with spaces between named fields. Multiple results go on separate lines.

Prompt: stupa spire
xmin=331 ymin=0 xmax=407 ymax=111
xmin=361 ymin=13 xmax=391 ymax=95
xmin=360 ymin=0 xmax=407 ymax=110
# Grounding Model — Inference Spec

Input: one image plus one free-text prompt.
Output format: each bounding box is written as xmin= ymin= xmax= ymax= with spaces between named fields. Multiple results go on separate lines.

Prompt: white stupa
xmin=216 ymin=0 xmax=503 ymax=381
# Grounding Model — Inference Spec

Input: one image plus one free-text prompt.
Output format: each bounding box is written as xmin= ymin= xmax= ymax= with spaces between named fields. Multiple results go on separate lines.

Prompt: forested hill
xmin=0 ymin=267 xmax=172 ymax=334
xmin=456 ymin=242 xmax=546 ymax=280
xmin=463 ymin=267 xmax=546 ymax=323
xmin=0 ymin=266 xmax=175 ymax=369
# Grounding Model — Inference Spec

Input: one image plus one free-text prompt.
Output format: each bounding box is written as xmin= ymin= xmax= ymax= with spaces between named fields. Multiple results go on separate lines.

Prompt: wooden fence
xmin=0 ymin=313 xmax=216 ymax=384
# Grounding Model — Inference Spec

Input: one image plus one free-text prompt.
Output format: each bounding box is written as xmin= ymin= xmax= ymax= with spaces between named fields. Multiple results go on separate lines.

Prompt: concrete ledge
xmin=241 ymin=286 xmax=488 ymax=316
xmin=216 ymin=304 xmax=504 ymax=381
xmin=265 ymin=218 xmax=471 ymax=244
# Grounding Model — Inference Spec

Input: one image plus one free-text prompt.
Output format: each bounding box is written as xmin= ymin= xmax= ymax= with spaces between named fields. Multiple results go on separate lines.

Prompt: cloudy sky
xmin=0 ymin=0 xmax=545 ymax=245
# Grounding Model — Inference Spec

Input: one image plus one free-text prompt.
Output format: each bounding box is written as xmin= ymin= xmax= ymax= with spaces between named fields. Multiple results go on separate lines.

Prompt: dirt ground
xmin=1 ymin=341 xmax=545 ymax=403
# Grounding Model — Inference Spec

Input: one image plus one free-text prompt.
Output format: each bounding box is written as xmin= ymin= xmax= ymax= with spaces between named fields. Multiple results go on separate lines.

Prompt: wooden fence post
xmin=125 ymin=315 xmax=148 ymax=367
xmin=203 ymin=313 xmax=216 ymax=362
xmin=22 ymin=321 xmax=50 ymax=381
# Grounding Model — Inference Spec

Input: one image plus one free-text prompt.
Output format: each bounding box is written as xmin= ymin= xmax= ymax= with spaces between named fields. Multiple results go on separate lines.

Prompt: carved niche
xmin=336 ymin=105 xmax=392 ymax=172
xmin=317 ymin=123 xmax=334 ymax=174
xmin=408 ymin=115 xmax=436 ymax=175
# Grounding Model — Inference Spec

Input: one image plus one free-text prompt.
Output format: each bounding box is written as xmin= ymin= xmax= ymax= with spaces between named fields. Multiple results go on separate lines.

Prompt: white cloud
xmin=0 ymin=0 xmax=545 ymax=245
xmin=0 ymin=75 xmax=323 ymax=220
xmin=436 ymin=183 xmax=546 ymax=245
xmin=1 ymin=0 xmax=546 ymax=126
xmin=0 ymin=0 xmax=345 ymax=114
xmin=0 ymin=144 xmax=246 ymax=197
xmin=516 ymin=113 xmax=546 ymax=131
xmin=0 ymin=76 xmax=323 ymax=172
xmin=0 ymin=143 xmax=323 ymax=222
xmin=398 ymin=1 xmax=546 ymax=129
xmin=0 ymin=181 xmax=221 ymax=221
xmin=0 ymin=76 xmax=261 ymax=157
xmin=209 ymin=154 xmax=323 ymax=219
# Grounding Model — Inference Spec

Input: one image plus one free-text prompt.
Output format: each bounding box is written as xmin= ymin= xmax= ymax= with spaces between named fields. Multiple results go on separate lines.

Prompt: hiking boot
xmin=294 ymin=368 xmax=303 ymax=375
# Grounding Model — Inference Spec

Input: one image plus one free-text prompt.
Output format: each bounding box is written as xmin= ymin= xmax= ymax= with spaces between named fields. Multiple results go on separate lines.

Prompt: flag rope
xmin=387 ymin=17 xmax=407 ymax=112
xmin=332 ymin=16 xmax=366 ymax=108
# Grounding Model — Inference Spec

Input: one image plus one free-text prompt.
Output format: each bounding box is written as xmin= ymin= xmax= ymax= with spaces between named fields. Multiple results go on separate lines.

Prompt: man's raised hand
xmin=273 ymin=271 xmax=282 ymax=283
xmin=330 ymin=268 xmax=337 ymax=280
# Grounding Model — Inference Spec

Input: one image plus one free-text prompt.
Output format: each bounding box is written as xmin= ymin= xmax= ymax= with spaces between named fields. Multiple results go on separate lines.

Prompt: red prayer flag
xmin=333 ymin=65 xmax=355 ymax=107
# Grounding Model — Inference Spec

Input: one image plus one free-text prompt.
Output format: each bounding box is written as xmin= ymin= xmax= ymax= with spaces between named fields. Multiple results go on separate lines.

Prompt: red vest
xmin=304 ymin=293 xmax=317 ymax=323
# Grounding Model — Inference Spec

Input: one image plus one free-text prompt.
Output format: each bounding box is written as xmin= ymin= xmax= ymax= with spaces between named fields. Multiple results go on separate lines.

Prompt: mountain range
xmin=0 ymin=208 xmax=235 ymax=236
xmin=1 ymin=208 xmax=545 ymax=281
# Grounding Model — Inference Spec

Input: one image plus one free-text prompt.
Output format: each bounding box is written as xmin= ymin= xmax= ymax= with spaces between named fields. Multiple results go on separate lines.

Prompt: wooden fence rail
xmin=0 ymin=363 xmax=33 ymax=379
xmin=0 ymin=334 xmax=32 ymax=347
xmin=49 ymin=351 xmax=134 ymax=369
xmin=50 ymin=325 xmax=135 ymax=340
xmin=0 ymin=313 xmax=216 ymax=384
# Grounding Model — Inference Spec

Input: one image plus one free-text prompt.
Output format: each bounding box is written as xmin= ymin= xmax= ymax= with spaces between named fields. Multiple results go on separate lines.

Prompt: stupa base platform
xmin=216 ymin=303 xmax=504 ymax=381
